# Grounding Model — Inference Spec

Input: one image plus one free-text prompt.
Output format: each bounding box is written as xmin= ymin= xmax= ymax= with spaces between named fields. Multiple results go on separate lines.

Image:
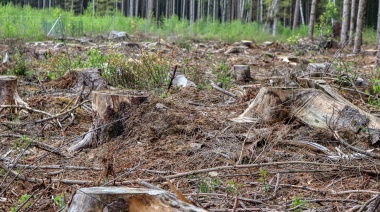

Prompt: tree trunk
xmin=197 ymin=0 xmax=201 ymax=20
xmin=68 ymin=90 xmax=147 ymax=152
xmin=260 ymin=0 xmax=263 ymax=23
xmin=272 ymin=0 xmax=280 ymax=36
xmin=308 ymin=0 xmax=317 ymax=39
xmin=300 ymin=0 xmax=305 ymax=25
xmin=182 ymin=0 xmax=186 ymax=19
xmin=222 ymin=0 xmax=226 ymax=23
xmin=340 ymin=0 xmax=350 ymax=45
xmin=67 ymin=187 xmax=207 ymax=212
xmin=0 ymin=76 xmax=28 ymax=114
xmin=213 ymin=0 xmax=216 ymax=22
xmin=353 ymin=0 xmax=365 ymax=54
xmin=293 ymin=0 xmax=300 ymax=30
xmin=190 ymin=0 xmax=195 ymax=24
xmin=349 ymin=0 xmax=356 ymax=46
xmin=376 ymin=0 xmax=380 ymax=69
xmin=146 ymin=0 xmax=153 ymax=19
xmin=129 ymin=0 xmax=133 ymax=16
xmin=135 ymin=0 xmax=139 ymax=16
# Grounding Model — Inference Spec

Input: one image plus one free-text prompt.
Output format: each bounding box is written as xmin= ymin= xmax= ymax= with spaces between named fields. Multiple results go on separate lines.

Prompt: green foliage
xmin=13 ymin=135 xmax=31 ymax=149
xmin=318 ymin=2 xmax=339 ymax=37
xmin=291 ymin=196 xmax=307 ymax=211
xmin=8 ymin=48 xmax=32 ymax=77
xmin=213 ymin=62 xmax=233 ymax=90
xmin=225 ymin=180 xmax=243 ymax=195
xmin=53 ymin=194 xmax=65 ymax=210
xmin=10 ymin=193 xmax=32 ymax=212
xmin=197 ymin=178 xmax=242 ymax=194
xmin=367 ymin=77 xmax=380 ymax=107
xmin=258 ymin=167 xmax=270 ymax=191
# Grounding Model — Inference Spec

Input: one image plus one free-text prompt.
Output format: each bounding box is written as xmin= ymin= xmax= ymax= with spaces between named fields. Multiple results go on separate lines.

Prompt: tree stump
xmin=306 ymin=62 xmax=336 ymax=77
xmin=0 ymin=76 xmax=28 ymax=113
xmin=50 ymin=68 xmax=108 ymax=90
xmin=232 ymin=87 xmax=380 ymax=144
xmin=233 ymin=65 xmax=251 ymax=82
xmin=67 ymin=187 xmax=206 ymax=212
xmin=68 ymin=90 xmax=147 ymax=152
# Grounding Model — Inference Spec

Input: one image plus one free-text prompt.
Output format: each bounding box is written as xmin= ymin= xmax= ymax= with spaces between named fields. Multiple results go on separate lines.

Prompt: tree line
xmin=2 ymin=1 xmax=377 ymax=29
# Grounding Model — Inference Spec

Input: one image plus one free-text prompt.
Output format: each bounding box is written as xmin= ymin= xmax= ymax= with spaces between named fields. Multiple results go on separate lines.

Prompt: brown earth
xmin=1 ymin=36 xmax=380 ymax=211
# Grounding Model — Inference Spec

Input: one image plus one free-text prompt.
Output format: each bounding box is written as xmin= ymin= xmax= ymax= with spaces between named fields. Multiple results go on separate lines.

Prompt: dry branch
xmin=210 ymin=80 xmax=237 ymax=98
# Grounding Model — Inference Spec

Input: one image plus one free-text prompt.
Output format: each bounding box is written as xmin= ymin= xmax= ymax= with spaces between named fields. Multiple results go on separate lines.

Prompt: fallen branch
xmin=358 ymin=194 xmax=380 ymax=212
xmin=0 ymin=104 xmax=52 ymax=117
xmin=31 ymin=142 xmax=67 ymax=158
xmin=163 ymin=161 xmax=367 ymax=180
xmin=210 ymin=80 xmax=237 ymax=98
xmin=333 ymin=131 xmax=380 ymax=159
xmin=5 ymin=164 xmax=102 ymax=171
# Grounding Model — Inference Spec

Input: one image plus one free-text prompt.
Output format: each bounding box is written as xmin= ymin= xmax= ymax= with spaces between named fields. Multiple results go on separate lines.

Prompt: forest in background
xmin=0 ymin=0 xmax=378 ymax=31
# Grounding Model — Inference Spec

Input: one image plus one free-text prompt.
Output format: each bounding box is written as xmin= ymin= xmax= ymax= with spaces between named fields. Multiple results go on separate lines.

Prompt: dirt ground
xmin=1 ymin=36 xmax=380 ymax=211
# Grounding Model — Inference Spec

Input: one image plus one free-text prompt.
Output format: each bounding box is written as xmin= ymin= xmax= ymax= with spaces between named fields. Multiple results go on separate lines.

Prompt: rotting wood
xmin=67 ymin=187 xmax=207 ymax=212
xmin=232 ymin=87 xmax=380 ymax=144
xmin=0 ymin=76 xmax=28 ymax=114
xmin=68 ymin=90 xmax=147 ymax=152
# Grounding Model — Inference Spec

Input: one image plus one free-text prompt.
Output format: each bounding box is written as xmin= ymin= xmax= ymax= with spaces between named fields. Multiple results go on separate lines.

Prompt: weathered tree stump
xmin=68 ymin=90 xmax=147 ymax=152
xmin=306 ymin=62 xmax=336 ymax=77
xmin=51 ymin=68 xmax=108 ymax=90
xmin=233 ymin=65 xmax=251 ymax=82
xmin=0 ymin=76 xmax=28 ymax=113
xmin=240 ymin=40 xmax=255 ymax=49
xmin=232 ymin=87 xmax=380 ymax=144
xmin=67 ymin=187 xmax=206 ymax=212
xmin=224 ymin=46 xmax=248 ymax=54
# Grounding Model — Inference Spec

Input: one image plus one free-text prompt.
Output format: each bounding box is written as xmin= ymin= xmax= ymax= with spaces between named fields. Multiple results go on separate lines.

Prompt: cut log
xmin=67 ymin=187 xmax=206 ymax=212
xmin=233 ymin=65 xmax=251 ymax=82
xmin=232 ymin=87 xmax=380 ymax=144
xmin=68 ymin=90 xmax=147 ymax=152
xmin=0 ymin=76 xmax=28 ymax=114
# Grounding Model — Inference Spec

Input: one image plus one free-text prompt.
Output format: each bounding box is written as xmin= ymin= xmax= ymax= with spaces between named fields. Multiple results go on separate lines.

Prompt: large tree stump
xmin=232 ymin=87 xmax=380 ymax=144
xmin=0 ymin=76 xmax=28 ymax=113
xmin=51 ymin=68 xmax=108 ymax=90
xmin=67 ymin=187 xmax=206 ymax=212
xmin=68 ymin=90 xmax=147 ymax=152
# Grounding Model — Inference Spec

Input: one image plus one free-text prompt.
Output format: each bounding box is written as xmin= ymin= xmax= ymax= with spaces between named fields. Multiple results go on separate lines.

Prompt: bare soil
xmin=1 ymin=36 xmax=380 ymax=211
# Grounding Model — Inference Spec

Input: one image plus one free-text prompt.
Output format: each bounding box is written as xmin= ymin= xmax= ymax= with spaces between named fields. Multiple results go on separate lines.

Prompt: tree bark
xmin=353 ymin=0 xmax=366 ymax=54
xmin=0 ymin=76 xmax=28 ymax=114
xmin=376 ymin=0 xmax=380 ymax=69
xmin=308 ymin=0 xmax=317 ymax=39
xmin=293 ymin=0 xmax=300 ymax=30
xmin=349 ymin=0 xmax=356 ymax=46
xmin=68 ymin=90 xmax=147 ymax=152
xmin=300 ymin=0 xmax=305 ymax=25
xmin=129 ymin=0 xmax=133 ymax=16
xmin=67 ymin=187 xmax=207 ymax=212
xmin=340 ymin=0 xmax=350 ymax=45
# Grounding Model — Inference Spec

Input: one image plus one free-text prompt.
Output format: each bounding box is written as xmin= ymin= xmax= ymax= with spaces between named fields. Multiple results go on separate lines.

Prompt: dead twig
xmin=33 ymin=100 xmax=90 ymax=124
xmin=231 ymin=195 xmax=238 ymax=212
xmin=5 ymin=164 xmax=102 ymax=171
